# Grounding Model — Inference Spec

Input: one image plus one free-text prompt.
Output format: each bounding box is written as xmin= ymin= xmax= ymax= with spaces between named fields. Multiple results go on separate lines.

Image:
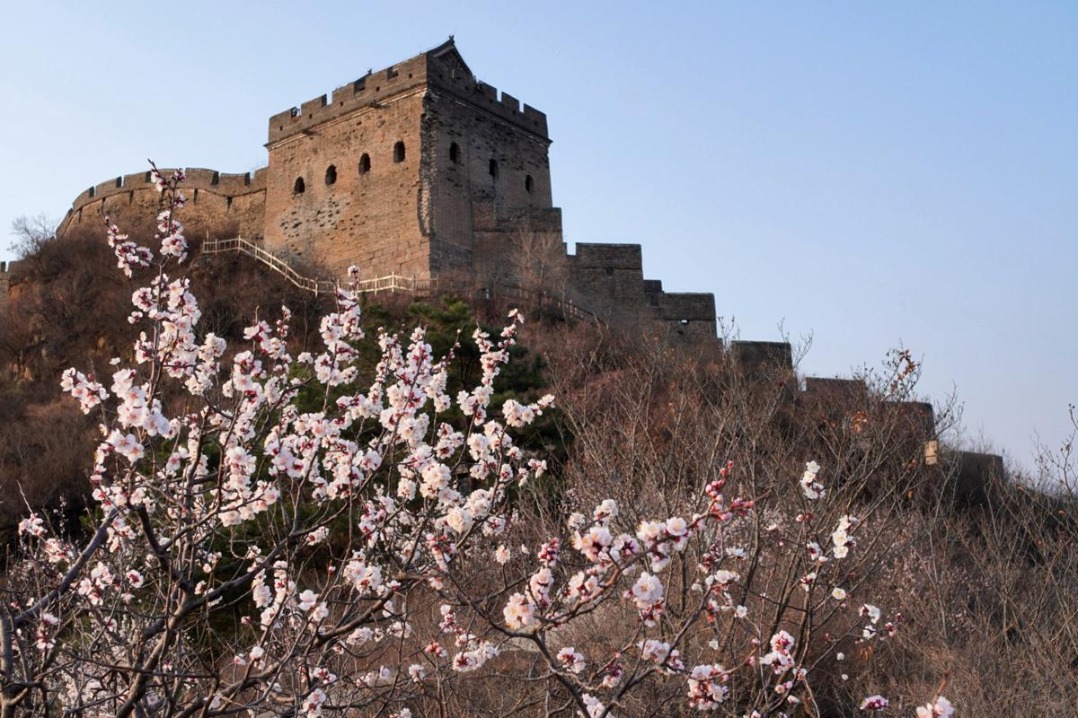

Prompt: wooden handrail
xmin=201 ymin=237 xmax=598 ymax=322
xmin=202 ymin=237 xmax=337 ymax=294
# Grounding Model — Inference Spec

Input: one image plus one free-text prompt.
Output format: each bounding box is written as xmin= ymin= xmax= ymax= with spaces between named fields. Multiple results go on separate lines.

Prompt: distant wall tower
xmin=0 ymin=261 xmax=11 ymax=314
xmin=263 ymin=39 xmax=554 ymax=281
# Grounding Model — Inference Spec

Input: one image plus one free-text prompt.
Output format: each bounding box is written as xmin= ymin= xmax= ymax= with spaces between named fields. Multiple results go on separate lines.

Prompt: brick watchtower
xmin=264 ymin=38 xmax=557 ymax=281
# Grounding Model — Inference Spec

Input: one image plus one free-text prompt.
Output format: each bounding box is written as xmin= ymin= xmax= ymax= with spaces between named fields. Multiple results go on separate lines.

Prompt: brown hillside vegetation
xmin=0 ymin=229 xmax=1076 ymax=715
xmin=523 ymin=326 xmax=1078 ymax=715
xmin=0 ymin=227 xmax=327 ymax=531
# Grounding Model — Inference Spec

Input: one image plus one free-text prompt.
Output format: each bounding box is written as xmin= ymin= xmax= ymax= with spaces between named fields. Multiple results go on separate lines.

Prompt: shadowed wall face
xmin=264 ymin=88 xmax=430 ymax=280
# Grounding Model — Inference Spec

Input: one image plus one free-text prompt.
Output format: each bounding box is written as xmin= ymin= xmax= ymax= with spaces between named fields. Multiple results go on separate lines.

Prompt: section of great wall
xmin=50 ymin=39 xmax=716 ymax=342
xmin=2 ymin=39 xmax=1004 ymax=494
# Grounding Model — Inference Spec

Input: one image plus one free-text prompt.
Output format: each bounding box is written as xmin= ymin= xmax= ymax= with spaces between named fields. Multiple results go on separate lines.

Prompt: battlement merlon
xmin=571 ymin=243 xmax=643 ymax=271
xmin=884 ymin=399 xmax=937 ymax=439
xmin=652 ymin=292 xmax=717 ymax=324
xmin=804 ymin=377 xmax=869 ymax=400
xmin=267 ymin=38 xmax=548 ymax=146
xmin=731 ymin=341 xmax=795 ymax=373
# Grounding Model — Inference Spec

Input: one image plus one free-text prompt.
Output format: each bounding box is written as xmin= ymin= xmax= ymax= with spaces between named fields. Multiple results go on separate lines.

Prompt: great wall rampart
xmin=57 ymin=167 xmax=268 ymax=242
xmin=4 ymin=39 xmax=1005 ymax=494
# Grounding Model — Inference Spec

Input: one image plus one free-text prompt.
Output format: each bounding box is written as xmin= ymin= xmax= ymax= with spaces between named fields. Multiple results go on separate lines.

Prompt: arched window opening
xmin=449 ymin=142 xmax=460 ymax=164
xmin=325 ymin=165 xmax=337 ymax=185
xmin=489 ymin=159 xmax=498 ymax=179
xmin=394 ymin=141 xmax=406 ymax=163
xmin=293 ymin=176 xmax=306 ymax=194
xmin=358 ymin=153 xmax=371 ymax=175
xmin=525 ymin=174 xmax=534 ymax=193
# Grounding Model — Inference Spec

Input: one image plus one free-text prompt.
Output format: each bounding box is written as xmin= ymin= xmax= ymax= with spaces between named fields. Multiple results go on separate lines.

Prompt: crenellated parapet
xmin=732 ymin=347 xmax=1006 ymax=501
xmin=66 ymin=167 xmax=267 ymax=212
xmin=426 ymin=64 xmax=548 ymax=139
xmin=267 ymin=54 xmax=431 ymax=145
xmin=426 ymin=38 xmax=548 ymax=136
xmin=267 ymin=38 xmax=547 ymax=147
xmin=643 ymin=284 xmax=717 ymax=339
xmin=57 ymin=167 xmax=268 ymax=239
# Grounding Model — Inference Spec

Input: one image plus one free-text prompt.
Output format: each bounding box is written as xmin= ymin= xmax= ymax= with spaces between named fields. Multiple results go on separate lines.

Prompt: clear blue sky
xmin=2 ymin=2 xmax=1075 ymax=476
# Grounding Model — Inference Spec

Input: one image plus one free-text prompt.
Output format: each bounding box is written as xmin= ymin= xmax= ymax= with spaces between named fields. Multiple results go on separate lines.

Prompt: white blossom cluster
xmin=3 ymin=167 xmax=932 ymax=717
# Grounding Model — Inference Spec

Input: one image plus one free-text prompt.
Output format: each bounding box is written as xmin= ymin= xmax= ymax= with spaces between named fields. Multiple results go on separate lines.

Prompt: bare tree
xmin=8 ymin=214 xmax=56 ymax=259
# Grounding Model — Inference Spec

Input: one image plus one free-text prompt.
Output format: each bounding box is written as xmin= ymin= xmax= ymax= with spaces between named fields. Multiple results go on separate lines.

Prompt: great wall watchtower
xmin=54 ymin=39 xmax=718 ymax=339
xmin=264 ymin=40 xmax=557 ymax=282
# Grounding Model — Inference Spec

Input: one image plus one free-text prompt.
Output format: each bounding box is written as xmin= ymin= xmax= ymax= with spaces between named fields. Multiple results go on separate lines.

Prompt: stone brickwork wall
xmin=735 ymin=342 xmax=1004 ymax=499
xmin=731 ymin=341 xmax=794 ymax=377
xmin=423 ymin=81 xmax=553 ymax=276
xmin=568 ymin=243 xmax=645 ymax=316
xmin=264 ymin=87 xmax=430 ymax=279
xmin=651 ymin=292 xmax=719 ymax=340
xmin=58 ymin=169 xmax=266 ymax=241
